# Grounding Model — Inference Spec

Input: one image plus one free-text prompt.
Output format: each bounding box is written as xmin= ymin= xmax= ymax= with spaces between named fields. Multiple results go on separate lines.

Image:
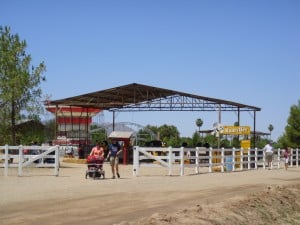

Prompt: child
xmin=283 ymin=147 xmax=290 ymax=170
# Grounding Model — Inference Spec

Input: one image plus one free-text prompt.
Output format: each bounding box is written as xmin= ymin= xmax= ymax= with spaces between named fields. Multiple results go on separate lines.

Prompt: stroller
xmin=85 ymin=155 xmax=105 ymax=179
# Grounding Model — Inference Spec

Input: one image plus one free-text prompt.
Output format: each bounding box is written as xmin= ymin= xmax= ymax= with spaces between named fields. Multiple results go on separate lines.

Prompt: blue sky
xmin=2 ymin=0 xmax=300 ymax=141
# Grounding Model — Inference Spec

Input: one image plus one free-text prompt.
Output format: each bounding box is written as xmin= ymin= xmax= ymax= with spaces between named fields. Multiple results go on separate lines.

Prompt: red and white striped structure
xmin=45 ymin=105 xmax=102 ymax=145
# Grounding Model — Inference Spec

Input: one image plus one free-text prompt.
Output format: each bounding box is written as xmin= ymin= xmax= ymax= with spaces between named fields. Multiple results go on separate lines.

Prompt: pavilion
xmin=48 ymin=83 xmax=261 ymax=162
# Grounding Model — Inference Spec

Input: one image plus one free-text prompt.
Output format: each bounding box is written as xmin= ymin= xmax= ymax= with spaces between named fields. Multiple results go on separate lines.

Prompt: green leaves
xmin=282 ymin=100 xmax=300 ymax=148
xmin=0 ymin=26 xmax=46 ymax=144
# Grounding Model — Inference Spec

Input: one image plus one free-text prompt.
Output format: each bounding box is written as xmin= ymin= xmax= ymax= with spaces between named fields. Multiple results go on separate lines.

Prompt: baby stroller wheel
xmin=85 ymin=171 xmax=88 ymax=179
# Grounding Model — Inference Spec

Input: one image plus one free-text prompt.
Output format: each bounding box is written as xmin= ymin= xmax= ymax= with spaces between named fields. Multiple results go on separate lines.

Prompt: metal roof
xmin=108 ymin=131 xmax=134 ymax=139
xmin=48 ymin=83 xmax=261 ymax=112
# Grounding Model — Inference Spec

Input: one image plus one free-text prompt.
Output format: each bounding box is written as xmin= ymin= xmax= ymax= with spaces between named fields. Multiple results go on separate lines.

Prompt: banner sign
xmin=222 ymin=126 xmax=251 ymax=135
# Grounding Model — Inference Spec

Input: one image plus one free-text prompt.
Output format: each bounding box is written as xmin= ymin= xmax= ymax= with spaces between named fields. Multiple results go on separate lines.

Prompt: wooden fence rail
xmin=0 ymin=145 xmax=60 ymax=176
xmin=133 ymin=146 xmax=299 ymax=176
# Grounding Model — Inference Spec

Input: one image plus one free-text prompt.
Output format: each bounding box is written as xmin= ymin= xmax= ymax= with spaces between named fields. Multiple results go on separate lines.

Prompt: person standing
xmin=106 ymin=139 xmax=122 ymax=179
xmin=78 ymin=143 xmax=84 ymax=159
xmin=283 ymin=147 xmax=291 ymax=170
xmin=263 ymin=141 xmax=273 ymax=169
xmin=103 ymin=140 xmax=109 ymax=159
xmin=66 ymin=145 xmax=74 ymax=158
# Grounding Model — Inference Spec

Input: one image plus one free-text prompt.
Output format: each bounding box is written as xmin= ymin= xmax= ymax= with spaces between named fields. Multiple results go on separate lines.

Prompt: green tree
xmin=195 ymin=118 xmax=203 ymax=133
xmin=284 ymin=100 xmax=300 ymax=148
xmin=277 ymin=134 xmax=289 ymax=149
xmin=44 ymin=118 xmax=56 ymax=142
xmin=0 ymin=107 xmax=11 ymax=144
xmin=232 ymin=121 xmax=240 ymax=148
xmin=16 ymin=119 xmax=45 ymax=144
xmin=146 ymin=125 xmax=160 ymax=139
xmin=0 ymin=26 xmax=46 ymax=144
xmin=136 ymin=125 xmax=158 ymax=146
xmin=268 ymin=124 xmax=274 ymax=140
xmin=180 ymin=136 xmax=193 ymax=147
xmin=192 ymin=131 xmax=201 ymax=147
xmin=90 ymin=124 xmax=107 ymax=144
xmin=158 ymin=124 xmax=180 ymax=147
xmin=232 ymin=136 xmax=240 ymax=148
xmin=203 ymin=134 xmax=218 ymax=148
xmin=219 ymin=138 xmax=230 ymax=148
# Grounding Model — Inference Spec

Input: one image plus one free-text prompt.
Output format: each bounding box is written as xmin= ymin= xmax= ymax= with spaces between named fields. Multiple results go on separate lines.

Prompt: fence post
xmin=296 ymin=148 xmax=299 ymax=167
xmin=4 ymin=145 xmax=9 ymax=176
xmin=168 ymin=147 xmax=172 ymax=176
xmin=277 ymin=148 xmax=281 ymax=169
xmin=40 ymin=147 xmax=45 ymax=166
xmin=240 ymin=148 xmax=244 ymax=171
xmin=18 ymin=145 xmax=23 ymax=176
xmin=133 ymin=146 xmax=139 ymax=176
xmin=209 ymin=148 xmax=212 ymax=173
xmin=263 ymin=150 xmax=266 ymax=170
xmin=221 ymin=148 xmax=224 ymax=173
xmin=195 ymin=147 xmax=199 ymax=174
xmin=180 ymin=147 xmax=184 ymax=176
xmin=231 ymin=148 xmax=235 ymax=171
xmin=290 ymin=148 xmax=293 ymax=168
xmin=247 ymin=148 xmax=250 ymax=170
xmin=54 ymin=146 xmax=59 ymax=176
xmin=254 ymin=148 xmax=258 ymax=169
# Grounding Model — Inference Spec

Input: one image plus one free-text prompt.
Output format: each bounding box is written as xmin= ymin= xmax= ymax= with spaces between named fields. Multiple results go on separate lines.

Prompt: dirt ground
xmin=0 ymin=162 xmax=300 ymax=225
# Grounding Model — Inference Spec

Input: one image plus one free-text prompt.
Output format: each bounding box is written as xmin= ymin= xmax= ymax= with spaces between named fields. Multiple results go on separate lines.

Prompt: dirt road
xmin=1 ymin=162 xmax=299 ymax=225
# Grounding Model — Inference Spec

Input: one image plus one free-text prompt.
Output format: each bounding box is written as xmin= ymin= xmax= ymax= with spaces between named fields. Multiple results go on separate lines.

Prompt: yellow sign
xmin=222 ymin=126 xmax=250 ymax=135
xmin=241 ymin=140 xmax=251 ymax=149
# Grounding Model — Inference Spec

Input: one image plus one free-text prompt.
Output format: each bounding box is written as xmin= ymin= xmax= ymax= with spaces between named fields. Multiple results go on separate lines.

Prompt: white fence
xmin=0 ymin=145 xmax=60 ymax=176
xmin=133 ymin=146 xmax=300 ymax=176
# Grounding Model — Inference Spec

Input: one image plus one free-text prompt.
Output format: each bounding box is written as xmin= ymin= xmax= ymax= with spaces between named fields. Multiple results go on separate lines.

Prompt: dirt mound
xmin=118 ymin=184 xmax=300 ymax=225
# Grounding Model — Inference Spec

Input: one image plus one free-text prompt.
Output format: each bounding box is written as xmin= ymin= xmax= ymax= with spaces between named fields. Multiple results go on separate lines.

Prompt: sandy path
xmin=0 ymin=162 xmax=299 ymax=225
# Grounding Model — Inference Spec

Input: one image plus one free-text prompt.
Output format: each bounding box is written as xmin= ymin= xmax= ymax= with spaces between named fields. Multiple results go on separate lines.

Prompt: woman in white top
xmin=263 ymin=142 xmax=273 ymax=169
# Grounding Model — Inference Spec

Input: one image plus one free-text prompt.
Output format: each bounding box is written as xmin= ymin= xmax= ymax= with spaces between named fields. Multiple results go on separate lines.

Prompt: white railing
xmin=133 ymin=146 xmax=300 ymax=176
xmin=0 ymin=145 xmax=60 ymax=176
